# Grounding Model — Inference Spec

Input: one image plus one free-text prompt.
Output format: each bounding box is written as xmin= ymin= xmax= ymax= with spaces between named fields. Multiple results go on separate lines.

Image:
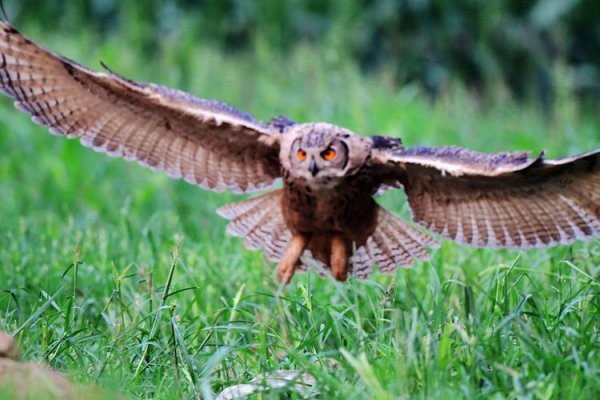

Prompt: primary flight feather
xmin=1 ymin=21 xmax=598 ymax=283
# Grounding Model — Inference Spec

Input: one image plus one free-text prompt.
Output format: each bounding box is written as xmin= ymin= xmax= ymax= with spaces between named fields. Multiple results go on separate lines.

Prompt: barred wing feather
xmin=0 ymin=22 xmax=281 ymax=193
xmin=371 ymin=145 xmax=600 ymax=248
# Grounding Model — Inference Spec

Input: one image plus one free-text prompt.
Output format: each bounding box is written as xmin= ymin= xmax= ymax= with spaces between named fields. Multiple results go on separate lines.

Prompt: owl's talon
xmin=332 ymin=269 xmax=348 ymax=282
xmin=277 ymin=234 xmax=308 ymax=285
xmin=277 ymin=265 xmax=295 ymax=284
xmin=331 ymin=236 xmax=348 ymax=282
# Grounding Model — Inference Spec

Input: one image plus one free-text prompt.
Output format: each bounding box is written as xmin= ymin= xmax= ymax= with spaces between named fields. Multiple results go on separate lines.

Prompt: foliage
xmin=3 ymin=0 xmax=600 ymax=110
xmin=0 ymin=5 xmax=599 ymax=400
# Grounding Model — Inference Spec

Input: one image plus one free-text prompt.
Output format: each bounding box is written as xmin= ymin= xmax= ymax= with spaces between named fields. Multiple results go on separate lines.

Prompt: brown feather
xmin=348 ymin=207 xmax=437 ymax=278
xmin=217 ymin=190 xmax=292 ymax=262
xmin=0 ymin=21 xmax=282 ymax=193
xmin=372 ymin=145 xmax=600 ymax=248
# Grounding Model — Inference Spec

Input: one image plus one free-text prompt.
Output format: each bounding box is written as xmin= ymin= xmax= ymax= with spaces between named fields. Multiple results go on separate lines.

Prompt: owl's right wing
xmin=369 ymin=143 xmax=600 ymax=249
xmin=0 ymin=21 xmax=283 ymax=193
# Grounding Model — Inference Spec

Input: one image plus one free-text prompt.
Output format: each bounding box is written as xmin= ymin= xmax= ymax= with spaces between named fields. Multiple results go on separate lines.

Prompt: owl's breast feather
xmin=282 ymin=175 xmax=379 ymax=245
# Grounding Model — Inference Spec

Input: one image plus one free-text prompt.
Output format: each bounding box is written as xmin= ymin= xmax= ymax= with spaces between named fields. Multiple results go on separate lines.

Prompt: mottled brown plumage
xmin=1 ymin=21 xmax=599 ymax=283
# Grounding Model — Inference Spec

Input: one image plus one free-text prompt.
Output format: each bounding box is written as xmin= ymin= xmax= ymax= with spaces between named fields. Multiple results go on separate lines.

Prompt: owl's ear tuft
xmin=370 ymin=136 xmax=403 ymax=151
xmin=268 ymin=115 xmax=296 ymax=133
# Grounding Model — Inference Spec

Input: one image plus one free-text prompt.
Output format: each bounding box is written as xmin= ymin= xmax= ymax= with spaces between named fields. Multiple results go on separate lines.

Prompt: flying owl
xmin=1 ymin=22 xmax=599 ymax=284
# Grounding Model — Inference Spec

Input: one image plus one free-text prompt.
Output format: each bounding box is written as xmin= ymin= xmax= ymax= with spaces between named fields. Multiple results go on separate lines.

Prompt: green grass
xmin=0 ymin=24 xmax=599 ymax=399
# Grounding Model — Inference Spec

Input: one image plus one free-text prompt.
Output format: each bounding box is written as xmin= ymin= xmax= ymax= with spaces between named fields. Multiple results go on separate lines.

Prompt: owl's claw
xmin=332 ymin=268 xmax=348 ymax=282
xmin=330 ymin=236 xmax=348 ymax=282
xmin=277 ymin=234 xmax=308 ymax=285
xmin=277 ymin=263 xmax=296 ymax=284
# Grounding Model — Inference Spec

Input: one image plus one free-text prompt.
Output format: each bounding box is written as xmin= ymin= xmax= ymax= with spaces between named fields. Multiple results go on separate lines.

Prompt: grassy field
xmin=0 ymin=23 xmax=599 ymax=399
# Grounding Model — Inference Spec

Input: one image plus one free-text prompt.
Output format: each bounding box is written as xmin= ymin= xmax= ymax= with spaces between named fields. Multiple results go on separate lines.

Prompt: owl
xmin=1 ymin=22 xmax=599 ymax=283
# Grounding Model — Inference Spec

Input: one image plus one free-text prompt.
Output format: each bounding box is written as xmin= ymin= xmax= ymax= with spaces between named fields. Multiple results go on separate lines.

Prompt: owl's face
xmin=280 ymin=123 xmax=370 ymax=188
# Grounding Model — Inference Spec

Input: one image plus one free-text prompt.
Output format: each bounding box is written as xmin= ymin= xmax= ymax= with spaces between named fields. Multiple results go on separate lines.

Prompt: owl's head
xmin=280 ymin=123 xmax=370 ymax=188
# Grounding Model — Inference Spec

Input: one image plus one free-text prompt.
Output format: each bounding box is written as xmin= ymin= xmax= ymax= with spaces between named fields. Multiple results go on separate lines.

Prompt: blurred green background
xmin=4 ymin=0 xmax=600 ymax=114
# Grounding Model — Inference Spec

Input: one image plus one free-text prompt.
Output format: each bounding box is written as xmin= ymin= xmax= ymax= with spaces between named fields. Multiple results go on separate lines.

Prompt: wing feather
xmin=0 ymin=22 xmax=282 ymax=193
xmin=370 ymin=144 xmax=600 ymax=249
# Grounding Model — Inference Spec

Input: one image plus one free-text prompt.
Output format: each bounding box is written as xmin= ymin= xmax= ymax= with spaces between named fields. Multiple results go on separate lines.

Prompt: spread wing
xmin=370 ymin=144 xmax=600 ymax=248
xmin=0 ymin=22 xmax=282 ymax=193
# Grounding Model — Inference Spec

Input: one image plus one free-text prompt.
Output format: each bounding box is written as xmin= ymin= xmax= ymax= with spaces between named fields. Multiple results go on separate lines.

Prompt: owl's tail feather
xmin=216 ymin=190 xmax=292 ymax=262
xmin=218 ymin=194 xmax=438 ymax=280
xmin=348 ymin=206 xmax=439 ymax=279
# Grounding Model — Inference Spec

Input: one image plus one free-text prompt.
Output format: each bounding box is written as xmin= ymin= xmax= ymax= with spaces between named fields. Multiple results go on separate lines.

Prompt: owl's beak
xmin=309 ymin=158 xmax=319 ymax=176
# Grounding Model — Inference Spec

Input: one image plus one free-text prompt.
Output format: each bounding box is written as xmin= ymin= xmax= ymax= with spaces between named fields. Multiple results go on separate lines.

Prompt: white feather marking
xmin=470 ymin=212 xmax=481 ymax=246
xmin=555 ymin=224 xmax=571 ymax=245
xmin=502 ymin=226 xmax=515 ymax=248
xmin=455 ymin=219 xmax=465 ymax=244
xmin=485 ymin=218 xmax=498 ymax=248
xmin=518 ymin=231 xmax=529 ymax=248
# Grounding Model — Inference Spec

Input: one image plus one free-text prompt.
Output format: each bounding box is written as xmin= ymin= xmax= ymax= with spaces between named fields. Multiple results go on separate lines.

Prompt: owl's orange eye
xmin=297 ymin=149 xmax=307 ymax=161
xmin=321 ymin=148 xmax=336 ymax=161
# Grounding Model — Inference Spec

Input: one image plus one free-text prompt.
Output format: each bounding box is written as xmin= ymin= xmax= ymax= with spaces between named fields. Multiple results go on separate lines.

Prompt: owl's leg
xmin=330 ymin=236 xmax=348 ymax=281
xmin=277 ymin=234 xmax=308 ymax=284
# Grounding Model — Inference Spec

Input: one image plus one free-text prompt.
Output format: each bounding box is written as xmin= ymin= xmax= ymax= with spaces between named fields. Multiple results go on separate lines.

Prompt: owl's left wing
xmin=369 ymin=144 xmax=600 ymax=248
xmin=0 ymin=22 xmax=282 ymax=193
